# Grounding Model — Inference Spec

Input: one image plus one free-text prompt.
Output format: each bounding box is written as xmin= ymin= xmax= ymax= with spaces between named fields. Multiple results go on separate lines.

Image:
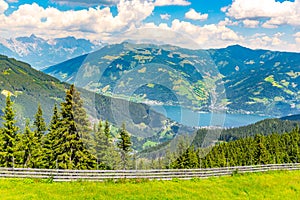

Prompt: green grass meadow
xmin=1 ymin=170 xmax=300 ymax=200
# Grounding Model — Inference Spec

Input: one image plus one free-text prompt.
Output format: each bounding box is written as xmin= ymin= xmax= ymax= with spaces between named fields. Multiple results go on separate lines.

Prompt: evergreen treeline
xmin=192 ymin=118 xmax=300 ymax=148
xmin=0 ymin=85 xmax=132 ymax=170
xmin=169 ymin=128 xmax=300 ymax=169
xmin=1 ymin=82 xmax=299 ymax=171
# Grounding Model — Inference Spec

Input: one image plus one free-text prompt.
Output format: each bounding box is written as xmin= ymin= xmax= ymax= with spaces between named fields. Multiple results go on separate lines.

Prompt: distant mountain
xmin=210 ymin=45 xmax=300 ymax=116
xmin=44 ymin=42 xmax=300 ymax=116
xmin=280 ymin=114 xmax=300 ymax=121
xmin=0 ymin=54 xmax=193 ymax=151
xmin=0 ymin=35 xmax=104 ymax=69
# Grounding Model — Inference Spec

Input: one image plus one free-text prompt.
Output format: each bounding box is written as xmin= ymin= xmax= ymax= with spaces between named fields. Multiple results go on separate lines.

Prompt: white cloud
xmin=101 ymin=18 xmax=243 ymax=50
xmin=160 ymin=13 xmax=170 ymax=20
xmin=0 ymin=0 xmax=246 ymax=51
xmin=185 ymin=9 xmax=208 ymax=21
xmin=226 ymin=0 xmax=300 ymax=27
xmin=51 ymin=0 xmax=119 ymax=6
xmin=0 ymin=0 xmax=8 ymax=14
xmin=261 ymin=23 xmax=278 ymax=29
xmin=218 ymin=18 xmax=239 ymax=26
xmin=238 ymin=32 xmax=299 ymax=52
xmin=220 ymin=6 xmax=228 ymax=13
xmin=243 ymin=19 xmax=259 ymax=28
xmin=0 ymin=0 xmax=155 ymax=40
xmin=295 ymin=32 xmax=300 ymax=44
xmin=0 ymin=0 xmax=298 ymax=52
xmin=154 ymin=0 xmax=190 ymax=6
xmin=146 ymin=19 xmax=240 ymax=48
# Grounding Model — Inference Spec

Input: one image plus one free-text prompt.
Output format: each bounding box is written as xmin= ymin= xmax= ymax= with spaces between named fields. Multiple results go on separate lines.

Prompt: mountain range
xmin=44 ymin=42 xmax=300 ymax=117
xmin=0 ymin=35 xmax=104 ymax=70
xmin=0 ymin=54 xmax=193 ymax=151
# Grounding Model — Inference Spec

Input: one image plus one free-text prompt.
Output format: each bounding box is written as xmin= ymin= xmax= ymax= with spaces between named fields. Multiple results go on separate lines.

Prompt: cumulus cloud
xmin=51 ymin=0 xmax=119 ymax=6
xmin=243 ymin=19 xmax=259 ymax=28
xmin=226 ymin=0 xmax=300 ymax=27
xmin=160 ymin=13 xmax=170 ymax=20
xmin=0 ymin=0 xmax=155 ymax=40
xmin=0 ymin=0 xmax=247 ymax=50
xmin=154 ymin=0 xmax=191 ymax=6
xmin=238 ymin=32 xmax=299 ymax=52
xmin=123 ymin=19 xmax=242 ymax=49
xmin=220 ymin=6 xmax=228 ymax=13
xmin=0 ymin=0 xmax=298 ymax=52
xmin=295 ymin=32 xmax=300 ymax=44
xmin=0 ymin=0 xmax=8 ymax=14
xmin=218 ymin=18 xmax=239 ymax=26
xmin=185 ymin=9 xmax=208 ymax=21
xmin=170 ymin=19 xmax=241 ymax=45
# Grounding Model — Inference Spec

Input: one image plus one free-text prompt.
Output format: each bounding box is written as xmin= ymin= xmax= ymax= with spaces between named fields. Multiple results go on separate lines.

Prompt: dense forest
xmin=0 ymin=85 xmax=132 ymax=170
xmin=192 ymin=118 xmax=300 ymax=148
xmin=1 ymin=83 xmax=300 ymax=170
xmin=167 ymin=128 xmax=300 ymax=169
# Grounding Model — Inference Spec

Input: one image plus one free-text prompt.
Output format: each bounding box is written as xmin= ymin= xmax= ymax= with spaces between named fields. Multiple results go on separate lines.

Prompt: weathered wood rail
xmin=0 ymin=163 xmax=299 ymax=182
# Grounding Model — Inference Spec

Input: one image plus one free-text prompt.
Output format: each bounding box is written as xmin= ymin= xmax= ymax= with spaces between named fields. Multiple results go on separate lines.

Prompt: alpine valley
xmin=0 ymin=54 xmax=193 ymax=151
xmin=44 ymin=42 xmax=300 ymax=117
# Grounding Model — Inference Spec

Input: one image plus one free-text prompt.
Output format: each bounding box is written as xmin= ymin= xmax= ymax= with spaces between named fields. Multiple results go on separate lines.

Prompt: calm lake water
xmin=151 ymin=105 xmax=271 ymax=128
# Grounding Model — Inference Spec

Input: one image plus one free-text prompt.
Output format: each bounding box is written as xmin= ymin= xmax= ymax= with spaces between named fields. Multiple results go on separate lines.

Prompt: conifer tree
xmin=73 ymin=88 xmax=93 ymax=151
xmin=94 ymin=120 xmax=121 ymax=169
xmin=93 ymin=120 xmax=109 ymax=169
xmin=164 ymin=146 xmax=175 ymax=169
xmin=33 ymin=104 xmax=46 ymax=140
xmin=55 ymin=85 xmax=96 ymax=169
xmin=104 ymin=120 xmax=111 ymax=139
xmin=43 ymin=104 xmax=60 ymax=168
xmin=18 ymin=119 xmax=35 ymax=168
xmin=31 ymin=104 xmax=46 ymax=168
xmin=254 ymin=134 xmax=270 ymax=164
xmin=117 ymin=123 xmax=132 ymax=169
xmin=0 ymin=95 xmax=19 ymax=167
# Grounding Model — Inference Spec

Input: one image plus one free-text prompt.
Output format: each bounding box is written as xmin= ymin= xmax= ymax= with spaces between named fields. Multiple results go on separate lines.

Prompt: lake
xmin=151 ymin=105 xmax=272 ymax=128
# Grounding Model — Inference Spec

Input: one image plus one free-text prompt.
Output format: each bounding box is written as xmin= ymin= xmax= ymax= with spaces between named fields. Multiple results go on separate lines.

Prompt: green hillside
xmin=44 ymin=43 xmax=219 ymax=111
xmin=44 ymin=43 xmax=300 ymax=116
xmin=0 ymin=54 xmax=193 ymax=151
xmin=0 ymin=54 xmax=67 ymax=125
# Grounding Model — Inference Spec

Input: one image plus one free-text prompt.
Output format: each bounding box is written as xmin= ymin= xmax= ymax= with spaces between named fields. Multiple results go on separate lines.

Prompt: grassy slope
xmin=0 ymin=54 xmax=189 ymax=150
xmin=1 ymin=170 xmax=300 ymax=200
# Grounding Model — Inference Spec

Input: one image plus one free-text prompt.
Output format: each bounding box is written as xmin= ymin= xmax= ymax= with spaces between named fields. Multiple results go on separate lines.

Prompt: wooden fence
xmin=0 ymin=163 xmax=299 ymax=182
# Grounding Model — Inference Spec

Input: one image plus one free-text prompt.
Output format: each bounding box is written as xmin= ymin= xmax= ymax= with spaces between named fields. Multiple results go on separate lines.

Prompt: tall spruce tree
xmin=104 ymin=120 xmax=111 ymax=139
xmin=254 ymin=134 xmax=270 ymax=164
xmin=93 ymin=120 xmax=108 ymax=169
xmin=73 ymin=88 xmax=93 ymax=151
xmin=93 ymin=120 xmax=120 ymax=169
xmin=0 ymin=95 xmax=19 ymax=167
xmin=18 ymin=119 xmax=36 ymax=168
xmin=33 ymin=104 xmax=46 ymax=140
xmin=43 ymin=104 xmax=60 ymax=168
xmin=117 ymin=123 xmax=132 ymax=169
xmin=55 ymin=85 xmax=96 ymax=169
xmin=31 ymin=104 xmax=46 ymax=168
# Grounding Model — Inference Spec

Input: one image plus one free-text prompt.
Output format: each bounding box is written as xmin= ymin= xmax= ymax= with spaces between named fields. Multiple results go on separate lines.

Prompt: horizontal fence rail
xmin=0 ymin=163 xmax=299 ymax=182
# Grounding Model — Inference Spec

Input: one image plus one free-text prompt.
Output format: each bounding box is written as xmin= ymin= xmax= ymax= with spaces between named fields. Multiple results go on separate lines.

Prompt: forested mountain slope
xmin=44 ymin=43 xmax=300 ymax=116
xmin=0 ymin=54 xmax=193 ymax=150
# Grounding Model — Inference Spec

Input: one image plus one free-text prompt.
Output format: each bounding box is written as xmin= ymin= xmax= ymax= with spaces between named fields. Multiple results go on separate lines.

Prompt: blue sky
xmin=0 ymin=0 xmax=299 ymax=51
